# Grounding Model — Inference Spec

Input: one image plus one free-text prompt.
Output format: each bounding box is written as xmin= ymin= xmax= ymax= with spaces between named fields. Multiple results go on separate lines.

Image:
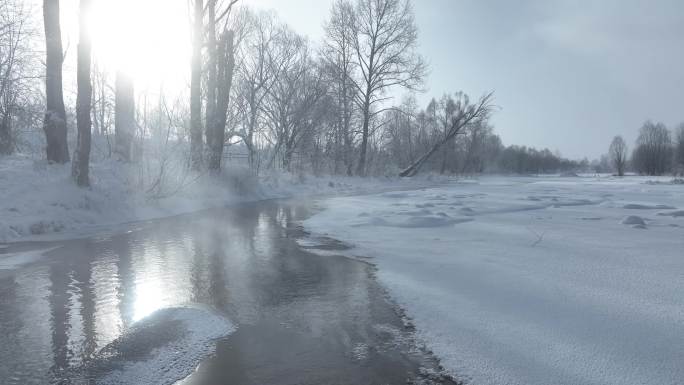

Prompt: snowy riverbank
xmin=301 ymin=175 xmax=684 ymax=385
xmin=0 ymin=154 xmax=443 ymax=243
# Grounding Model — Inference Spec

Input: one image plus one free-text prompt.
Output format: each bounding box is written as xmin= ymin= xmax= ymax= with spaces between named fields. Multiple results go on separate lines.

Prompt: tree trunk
xmin=72 ymin=0 xmax=92 ymax=186
xmin=355 ymin=96 xmax=371 ymax=176
xmin=208 ymin=30 xmax=235 ymax=171
xmin=190 ymin=0 xmax=203 ymax=170
xmin=115 ymin=71 xmax=135 ymax=161
xmin=43 ymin=0 xmax=69 ymax=163
xmin=205 ymin=0 xmax=217 ymax=154
xmin=0 ymin=112 xmax=11 ymax=154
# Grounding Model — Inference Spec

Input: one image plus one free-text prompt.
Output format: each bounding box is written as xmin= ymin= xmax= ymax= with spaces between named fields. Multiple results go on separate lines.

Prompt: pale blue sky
xmin=249 ymin=0 xmax=684 ymax=159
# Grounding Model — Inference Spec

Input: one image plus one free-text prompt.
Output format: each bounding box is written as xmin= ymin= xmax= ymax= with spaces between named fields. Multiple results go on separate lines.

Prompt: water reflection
xmin=0 ymin=201 xmax=433 ymax=384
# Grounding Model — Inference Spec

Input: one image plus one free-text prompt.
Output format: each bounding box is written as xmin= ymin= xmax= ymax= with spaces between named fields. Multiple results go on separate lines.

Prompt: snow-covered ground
xmin=301 ymin=175 xmax=684 ymax=385
xmin=0 ymin=154 xmax=442 ymax=242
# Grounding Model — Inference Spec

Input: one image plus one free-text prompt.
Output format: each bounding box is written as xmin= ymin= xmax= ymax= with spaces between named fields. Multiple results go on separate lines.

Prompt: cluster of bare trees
xmin=608 ymin=121 xmax=684 ymax=176
xmin=225 ymin=0 xmax=430 ymax=176
xmin=8 ymin=0 xmax=617 ymax=185
xmin=0 ymin=0 xmax=39 ymax=155
xmin=38 ymin=0 xmax=240 ymax=186
xmin=379 ymin=93 xmax=586 ymax=175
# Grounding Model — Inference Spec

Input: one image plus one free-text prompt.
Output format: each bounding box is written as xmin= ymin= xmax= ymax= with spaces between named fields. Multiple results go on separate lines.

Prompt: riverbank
xmin=0 ymin=154 xmax=444 ymax=243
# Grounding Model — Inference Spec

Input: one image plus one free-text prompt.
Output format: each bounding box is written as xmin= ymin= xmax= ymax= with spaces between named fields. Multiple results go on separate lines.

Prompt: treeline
xmin=378 ymin=95 xmax=581 ymax=175
xmin=607 ymin=121 xmax=684 ymax=176
xmin=1 ymin=0 xmax=591 ymax=188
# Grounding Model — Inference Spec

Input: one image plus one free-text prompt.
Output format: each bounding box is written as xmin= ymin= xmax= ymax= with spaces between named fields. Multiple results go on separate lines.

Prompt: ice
xmin=621 ymin=215 xmax=647 ymax=225
xmin=302 ymin=175 xmax=684 ymax=385
xmin=80 ymin=306 xmax=235 ymax=385
xmin=623 ymin=203 xmax=676 ymax=210
xmin=658 ymin=210 xmax=684 ymax=217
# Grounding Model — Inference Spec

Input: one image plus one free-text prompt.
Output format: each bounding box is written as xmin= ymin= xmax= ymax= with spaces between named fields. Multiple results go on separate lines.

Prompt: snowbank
xmin=301 ymin=175 xmax=684 ymax=385
xmin=0 ymin=154 xmax=442 ymax=242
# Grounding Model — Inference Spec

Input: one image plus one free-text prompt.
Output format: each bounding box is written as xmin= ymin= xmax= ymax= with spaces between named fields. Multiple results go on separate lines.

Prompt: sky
xmin=248 ymin=0 xmax=684 ymax=159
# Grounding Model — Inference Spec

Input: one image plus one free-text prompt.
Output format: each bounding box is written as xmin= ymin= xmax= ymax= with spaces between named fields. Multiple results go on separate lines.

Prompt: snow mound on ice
xmin=358 ymin=213 xmax=471 ymax=228
xmin=623 ymin=203 xmax=676 ymax=210
xmin=381 ymin=192 xmax=411 ymax=198
xmin=399 ymin=215 xmax=471 ymax=228
xmin=658 ymin=210 xmax=684 ymax=217
xmin=621 ymin=215 xmax=647 ymax=225
xmin=81 ymin=306 xmax=235 ymax=385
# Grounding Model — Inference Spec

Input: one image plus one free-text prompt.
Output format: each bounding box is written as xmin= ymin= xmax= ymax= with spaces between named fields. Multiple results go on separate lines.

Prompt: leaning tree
xmin=399 ymin=92 xmax=494 ymax=177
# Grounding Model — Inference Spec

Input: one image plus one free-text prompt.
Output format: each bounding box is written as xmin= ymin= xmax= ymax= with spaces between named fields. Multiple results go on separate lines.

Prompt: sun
xmin=85 ymin=0 xmax=193 ymax=92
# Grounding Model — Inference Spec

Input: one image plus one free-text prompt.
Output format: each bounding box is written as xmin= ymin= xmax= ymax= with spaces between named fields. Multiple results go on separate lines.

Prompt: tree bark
xmin=43 ymin=0 xmax=69 ymax=163
xmin=72 ymin=0 xmax=92 ymax=186
xmin=190 ymin=0 xmax=203 ymax=170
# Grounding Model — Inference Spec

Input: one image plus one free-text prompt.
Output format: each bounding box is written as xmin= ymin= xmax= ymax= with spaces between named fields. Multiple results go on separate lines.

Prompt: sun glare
xmin=84 ymin=0 xmax=192 ymax=92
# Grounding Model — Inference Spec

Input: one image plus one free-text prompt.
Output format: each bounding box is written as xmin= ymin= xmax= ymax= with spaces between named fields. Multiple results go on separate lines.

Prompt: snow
xmin=0 ymin=154 xmax=441 ymax=243
xmin=85 ymin=306 xmax=235 ymax=385
xmin=301 ymin=175 xmax=684 ymax=385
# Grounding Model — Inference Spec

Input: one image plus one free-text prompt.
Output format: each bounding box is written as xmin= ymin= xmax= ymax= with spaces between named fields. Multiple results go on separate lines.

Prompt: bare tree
xmin=632 ymin=121 xmax=672 ymax=176
xmin=91 ymin=60 xmax=114 ymax=138
xmin=323 ymin=0 xmax=357 ymax=175
xmin=674 ymin=123 xmax=684 ymax=176
xmin=399 ymin=92 xmax=494 ymax=177
xmin=189 ymin=0 xmax=203 ymax=170
xmin=608 ymin=135 xmax=627 ymax=176
xmin=42 ymin=0 xmax=69 ymax=163
xmin=115 ymin=71 xmax=135 ymax=161
xmin=262 ymin=27 xmax=328 ymax=171
xmin=234 ymin=9 xmax=279 ymax=170
xmin=346 ymin=0 xmax=426 ymax=176
xmin=0 ymin=0 xmax=36 ymax=155
xmin=72 ymin=0 xmax=92 ymax=186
